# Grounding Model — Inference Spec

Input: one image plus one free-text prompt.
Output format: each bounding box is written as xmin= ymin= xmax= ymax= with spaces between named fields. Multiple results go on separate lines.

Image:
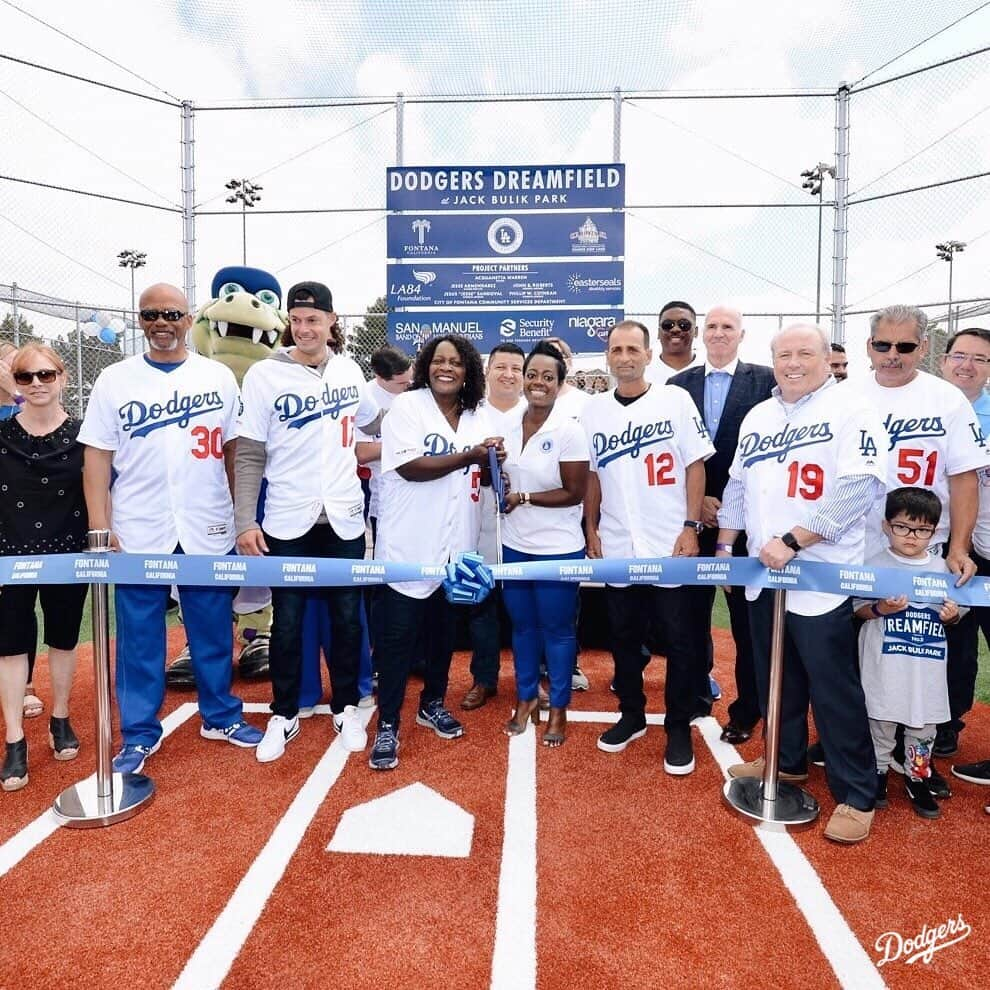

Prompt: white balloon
xmin=108 ymin=317 xmax=126 ymax=333
xmin=82 ymin=321 xmax=101 ymax=337
xmin=96 ymin=310 xmax=111 ymax=326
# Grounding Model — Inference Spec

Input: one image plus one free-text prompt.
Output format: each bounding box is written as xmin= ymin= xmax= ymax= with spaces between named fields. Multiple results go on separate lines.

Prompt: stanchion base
xmin=723 ymin=776 xmax=819 ymax=826
xmin=52 ymin=773 xmax=155 ymax=829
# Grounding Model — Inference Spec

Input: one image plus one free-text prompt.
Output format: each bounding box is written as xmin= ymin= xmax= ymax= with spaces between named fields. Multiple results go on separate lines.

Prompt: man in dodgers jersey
xmin=583 ymin=319 xmax=715 ymax=776
xmin=80 ymin=283 xmax=262 ymax=774
xmin=859 ymin=305 xmax=988 ymax=764
xmin=236 ymin=281 xmax=379 ymax=762
xmin=717 ymin=323 xmax=886 ymax=844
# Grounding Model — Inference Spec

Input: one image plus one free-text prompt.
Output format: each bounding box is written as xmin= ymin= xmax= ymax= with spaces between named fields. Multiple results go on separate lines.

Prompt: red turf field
xmin=1 ymin=627 xmax=987 ymax=989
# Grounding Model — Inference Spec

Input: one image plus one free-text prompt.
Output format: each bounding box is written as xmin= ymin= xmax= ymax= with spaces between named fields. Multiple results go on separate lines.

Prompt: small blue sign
xmin=387 ymin=309 xmax=622 ymax=354
xmin=387 ymin=212 xmax=624 ymax=260
xmin=387 ymin=164 xmax=625 ymax=212
xmin=387 ymin=261 xmax=623 ymax=308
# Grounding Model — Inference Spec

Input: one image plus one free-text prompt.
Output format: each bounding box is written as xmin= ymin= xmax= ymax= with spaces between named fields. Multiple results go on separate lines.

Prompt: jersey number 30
xmin=191 ymin=426 xmax=223 ymax=459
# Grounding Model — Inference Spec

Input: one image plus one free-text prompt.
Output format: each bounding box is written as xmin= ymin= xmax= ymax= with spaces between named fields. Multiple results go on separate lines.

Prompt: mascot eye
xmin=218 ymin=281 xmax=244 ymax=296
xmin=257 ymin=289 xmax=280 ymax=307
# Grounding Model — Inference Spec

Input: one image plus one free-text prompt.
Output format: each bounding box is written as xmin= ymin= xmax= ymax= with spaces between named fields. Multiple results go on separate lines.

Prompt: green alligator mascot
xmin=166 ymin=265 xmax=287 ymax=686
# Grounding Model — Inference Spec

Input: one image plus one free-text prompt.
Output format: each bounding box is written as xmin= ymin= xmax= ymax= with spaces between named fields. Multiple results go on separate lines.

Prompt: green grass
xmin=711 ymin=589 xmax=990 ymax=704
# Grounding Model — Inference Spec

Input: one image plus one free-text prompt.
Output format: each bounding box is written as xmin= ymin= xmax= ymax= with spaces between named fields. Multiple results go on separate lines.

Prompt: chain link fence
xmin=2 ymin=43 xmax=990 ymax=406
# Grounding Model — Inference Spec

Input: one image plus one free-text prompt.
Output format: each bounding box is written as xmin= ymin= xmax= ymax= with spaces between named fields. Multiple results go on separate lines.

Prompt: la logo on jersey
xmin=882 ymin=413 xmax=945 ymax=451
xmin=969 ymin=422 xmax=987 ymax=449
xmin=738 ymin=421 xmax=834 ymax=468
xmin=859 ymin=430 xmax=878 ymax=459
xmin=275 ymin=383 xmax=361 ymax=430
xmin=592 ymin=419 xmax=675 ymax=467
xmin=119 ymin=390 xmax=224 ymax=438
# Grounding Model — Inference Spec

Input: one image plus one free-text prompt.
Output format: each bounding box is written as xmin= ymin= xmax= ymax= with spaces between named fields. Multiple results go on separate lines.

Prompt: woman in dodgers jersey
xmin=370 ymin=335 xmax=504 ymax=772
xmin=80 ymin=283 xmax=262 ymax=775
xmin=236 ymin=281 xmax=380 ymax=762
xmin=500 ymin=341 xmax=589 ymax=748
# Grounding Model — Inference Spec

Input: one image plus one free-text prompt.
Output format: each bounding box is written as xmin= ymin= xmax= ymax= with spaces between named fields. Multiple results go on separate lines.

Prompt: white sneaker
xmin=297 ymin=706 xmax=316 ymax=719
xmin=357 ymin=694 xmax=376 ymax=709
xmin=333 ymin=704 xmax=368 ymax=752
xmin=256 ymin=714 xmax=299 ymax=763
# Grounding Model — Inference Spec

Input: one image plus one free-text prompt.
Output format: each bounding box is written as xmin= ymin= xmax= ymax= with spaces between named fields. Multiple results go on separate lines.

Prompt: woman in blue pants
xmin=501 ymin=342 xmax=590 ymax=747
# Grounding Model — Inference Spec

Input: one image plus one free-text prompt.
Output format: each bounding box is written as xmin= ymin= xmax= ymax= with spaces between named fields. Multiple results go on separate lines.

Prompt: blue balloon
xmin=98 ymin=327 xmax=117 ymax=345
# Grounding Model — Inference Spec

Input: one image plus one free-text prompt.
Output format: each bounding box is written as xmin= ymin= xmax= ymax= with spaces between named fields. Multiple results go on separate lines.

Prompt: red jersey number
xmin=645 ymin=452 xmax=676 ymax=486
xmin=340 ymin=415 xmax=355 ymax=448
xmin=786 ymin=461 xmax=824 ymax=500
xmin=191 ymin=425 xmax=223 ymax=459
xmin=896 ymin=447 xmax=937 ymax=487
xmin=470 ymin=466 xmax=481 ymax=503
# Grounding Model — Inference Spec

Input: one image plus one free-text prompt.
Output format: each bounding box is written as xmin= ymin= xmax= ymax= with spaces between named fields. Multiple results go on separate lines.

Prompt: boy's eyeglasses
xmin=13 ymin=369 xmax=59 ymax=384
xmin=889 ymin=522 xmax=935 ymax=539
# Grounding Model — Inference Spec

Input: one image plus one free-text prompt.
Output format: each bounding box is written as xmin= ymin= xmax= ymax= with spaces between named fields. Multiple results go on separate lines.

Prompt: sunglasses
xmin=870 ymin=339 xmax=919 ymax=354
xmin=13 ymin=369 xmax=59 ymax=385
xmin=660 ymin=319 xmax=694 ymax=332
xmin=139 ymin=308 xmax=187 ymax=323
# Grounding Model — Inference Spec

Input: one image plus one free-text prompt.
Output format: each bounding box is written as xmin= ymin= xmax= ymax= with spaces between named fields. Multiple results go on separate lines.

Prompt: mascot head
xmin=192 ymin=265 xmax=287 ymax=384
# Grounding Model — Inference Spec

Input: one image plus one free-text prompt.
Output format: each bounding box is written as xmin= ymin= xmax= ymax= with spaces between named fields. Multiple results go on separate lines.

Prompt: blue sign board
xmin=387 ymin=309 xmax=623 ymax=355
xmin=387 ymin=260 xmax=623 ymax=308
xmin=387 ymin=164 xmax=625 ymax=212
xmin=387 ymin=212 xmax=624 ymax=260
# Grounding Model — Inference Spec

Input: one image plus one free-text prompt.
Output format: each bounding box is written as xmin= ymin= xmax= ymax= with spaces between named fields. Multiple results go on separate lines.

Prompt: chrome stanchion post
xmin=724 ymin=589 xmax=819 ymax=827
xmin=53 ymin=530 xmax=155 ymax=827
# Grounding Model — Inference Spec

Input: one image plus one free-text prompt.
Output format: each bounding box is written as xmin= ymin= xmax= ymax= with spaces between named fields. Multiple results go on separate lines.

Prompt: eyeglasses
xmin=889 ymin=521 xmax=935 ymax=539
xmin=139 ymin=308 xmax=187 ymax=323
xmin=944 ymin=351 xmax=990 ymax=367
xmin=660 ymin=319 xmax=694 ymax=332
xmin=870 ymin=339 xmax=919 ymax=354
xmin=13 ymin=369 xmax=59 ymax=385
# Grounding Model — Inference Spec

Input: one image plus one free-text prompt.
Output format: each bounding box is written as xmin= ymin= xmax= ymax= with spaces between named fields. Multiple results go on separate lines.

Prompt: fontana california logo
xmin=874 ymin=914 xmax=971 ymax=967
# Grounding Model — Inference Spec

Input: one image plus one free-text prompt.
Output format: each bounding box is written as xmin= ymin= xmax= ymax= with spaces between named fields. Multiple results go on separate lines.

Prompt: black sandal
xmin=49 ymin=717 xmax=80 ymax=761
xmin=1 ymin=738 xmax=28 ymax=791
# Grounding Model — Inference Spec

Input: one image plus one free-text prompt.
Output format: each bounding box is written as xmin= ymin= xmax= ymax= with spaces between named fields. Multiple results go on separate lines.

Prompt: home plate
xmin=327 ymin=782 xmax=474 ymax=858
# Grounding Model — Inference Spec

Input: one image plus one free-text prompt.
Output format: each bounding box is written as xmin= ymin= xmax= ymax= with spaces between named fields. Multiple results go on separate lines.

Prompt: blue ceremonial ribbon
xmin=3 ymin=553 xmax=990 ymax=607
xmin=488 ymin=445 xmax=507 ymax=513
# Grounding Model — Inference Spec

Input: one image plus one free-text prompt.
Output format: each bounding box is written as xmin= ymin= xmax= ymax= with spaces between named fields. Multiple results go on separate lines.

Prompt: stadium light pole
xmin=801 ymin=162 xmax=835 ymax=325
xmin=935 ymin=240 xmax=966 ymax=335
xmin=225 ymin=178 xmax=263 ymax=265
xmin=117 ymin=250 xmax=147 ymax=354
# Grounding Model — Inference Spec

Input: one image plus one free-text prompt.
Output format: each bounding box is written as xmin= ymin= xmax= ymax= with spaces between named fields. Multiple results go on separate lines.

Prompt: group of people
xmin=2 ymin=288 xmax=990 ymax=845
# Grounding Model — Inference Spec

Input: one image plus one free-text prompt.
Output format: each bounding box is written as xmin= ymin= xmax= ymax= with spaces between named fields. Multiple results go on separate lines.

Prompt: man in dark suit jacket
xmin=670 ymin=306 xmax=775 ymax=742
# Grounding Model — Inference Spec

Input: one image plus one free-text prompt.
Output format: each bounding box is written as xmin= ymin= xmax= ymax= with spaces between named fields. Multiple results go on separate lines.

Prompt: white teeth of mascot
xmin=214 ymin=320 xmax=229 ymax=337
xmin=264 ymin=329 xmax=279 ymax=345
xmin=252 ymin=328 xmax=264 ymax=344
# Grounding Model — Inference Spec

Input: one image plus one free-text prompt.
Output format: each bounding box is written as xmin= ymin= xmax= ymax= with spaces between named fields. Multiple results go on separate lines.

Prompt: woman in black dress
xmin=0 ymin=344 xmax=88 ymax=791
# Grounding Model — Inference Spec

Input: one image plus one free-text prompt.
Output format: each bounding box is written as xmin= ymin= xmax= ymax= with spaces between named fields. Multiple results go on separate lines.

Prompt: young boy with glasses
xmin=854 ymin=486 xmax=964 ymax=820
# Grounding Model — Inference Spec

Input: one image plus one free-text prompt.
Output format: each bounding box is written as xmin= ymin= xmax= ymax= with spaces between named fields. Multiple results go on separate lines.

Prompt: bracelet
xmin=870 ymin=602 xmax=883 ymax=618
xmin=715 ymin=542 xmax=734 ymax=553
xmin=520 ymin=492 xmax=531 ymax=506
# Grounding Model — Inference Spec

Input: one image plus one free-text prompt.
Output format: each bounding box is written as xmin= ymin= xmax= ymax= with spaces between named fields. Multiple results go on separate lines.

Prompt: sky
xmin=1 ymin=0 xmax=989 ymax=375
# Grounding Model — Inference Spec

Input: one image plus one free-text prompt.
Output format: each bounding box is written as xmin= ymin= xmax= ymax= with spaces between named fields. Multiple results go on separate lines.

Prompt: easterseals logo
xmin=488 ymin=218 xmax=524 ymax=255
xmin=567 ymin=273 xmax=622 ymax=295
xmin=499 ymin=318 xmax=517 ymax=338
xmin=875 ymin=914 xmax=971 ymax=967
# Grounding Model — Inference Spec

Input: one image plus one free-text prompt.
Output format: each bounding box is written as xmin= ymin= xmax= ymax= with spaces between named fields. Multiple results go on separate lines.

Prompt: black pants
xmin=266 ymin=523 xmax=365 ymax=718
xmin=468 ymin=587 xmax=506 ymax=689
xmin=606 ymin=584 xmax=710 ymax=731
xmin=941 ymin=546 xmax=990 ymax=733
xmin=748 ymin=591 xmax=875 ymax=811
xmin=377 ymin=585 xmax=455 ymax=726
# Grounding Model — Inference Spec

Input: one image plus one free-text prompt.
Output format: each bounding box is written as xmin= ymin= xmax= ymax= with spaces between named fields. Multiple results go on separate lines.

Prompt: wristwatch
xmin=683 ymin=519 xmax=704 ymax=534
xmin=780 ymin=531 xmax=801 ymax=554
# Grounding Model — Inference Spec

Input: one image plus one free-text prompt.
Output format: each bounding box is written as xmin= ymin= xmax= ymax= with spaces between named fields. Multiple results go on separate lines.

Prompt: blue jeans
xmin=501 ymin=545 xmax=583 ymax=709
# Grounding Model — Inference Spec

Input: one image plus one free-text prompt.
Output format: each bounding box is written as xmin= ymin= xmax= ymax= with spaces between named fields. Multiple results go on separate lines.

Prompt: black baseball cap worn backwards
xmin=287 ymin=281 xmax=334 ymax=312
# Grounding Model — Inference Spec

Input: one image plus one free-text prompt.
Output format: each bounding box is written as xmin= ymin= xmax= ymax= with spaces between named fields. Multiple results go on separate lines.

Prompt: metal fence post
xmin=396 ymin=91 xmax=405 ymax=166
xmin=831 ymin=82 xmax=850 ymax=345
xmin=181 ymin=100 xmax=197 ymax=310
xmin=74 ymin=303 xmax=83 ymax=417
xmin=612 ymin=87 xmax=622 ymax=162
xmin=11 ymin=282 xmax=19 ymax=345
